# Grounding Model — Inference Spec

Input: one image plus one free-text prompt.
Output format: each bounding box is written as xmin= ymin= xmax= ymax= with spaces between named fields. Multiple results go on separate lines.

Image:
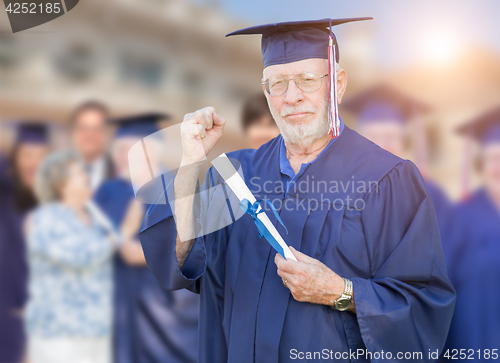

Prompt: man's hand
xmin=275 ymin=246 xmax=354 ymax=312
xmin=180 ymin=106 xmax=225 ymax=166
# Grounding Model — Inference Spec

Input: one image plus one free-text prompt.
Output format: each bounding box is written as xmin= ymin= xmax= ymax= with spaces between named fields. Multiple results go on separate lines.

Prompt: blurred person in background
xmin=9 ymin=124 xmax=51 ymax=213
xmin=242 ymin=93 xmax=280 ymax=148
xmin=70 ymin=101 xmax=113 ymax=191
xmin=0 ymin=123 xmax=50 ymax=363
xmin=342 ymin=84 xmax=451 ymax=233
xmin=25 ymin=152 xmax=117 ymax=363
xmin=94 ymin=114 xmax=199 ymax=363
xmin=441 ymin=106 xmax=500 ymax=361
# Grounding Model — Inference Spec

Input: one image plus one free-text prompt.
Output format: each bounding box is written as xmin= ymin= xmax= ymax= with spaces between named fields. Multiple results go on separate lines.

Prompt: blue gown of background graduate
xmin=440 ymin=108 xmax=500 ymax=361
xmin=0 ymin=123 xmax=48 ymax=363
xmin=442 ymin=190 xmax=500 ymax=360
xmin=94 ymin=114 xmax=199 ymax=363
xmin=140 ymin=123 xmax=456 ymax=363
xmin=425 ymin=180 xmax=451 ymax=235
xmin=342 ymin=83 xmax=452 ymax=236
xmin=0 ymin=156 xmax=27 ymax=363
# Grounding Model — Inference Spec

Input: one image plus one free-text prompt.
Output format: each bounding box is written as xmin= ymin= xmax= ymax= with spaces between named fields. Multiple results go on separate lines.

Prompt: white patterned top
xmin=25 ymin=203 xmax=114 ymax=337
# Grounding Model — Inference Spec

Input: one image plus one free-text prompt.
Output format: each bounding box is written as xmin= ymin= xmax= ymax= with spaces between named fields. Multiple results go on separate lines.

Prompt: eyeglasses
xmin=262 ymin=72 xmax=328 ymax=96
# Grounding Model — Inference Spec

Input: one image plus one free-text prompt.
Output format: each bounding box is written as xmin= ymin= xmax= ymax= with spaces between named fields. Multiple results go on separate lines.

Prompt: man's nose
xmin=284 ymin=79 xmax=304 ymax=105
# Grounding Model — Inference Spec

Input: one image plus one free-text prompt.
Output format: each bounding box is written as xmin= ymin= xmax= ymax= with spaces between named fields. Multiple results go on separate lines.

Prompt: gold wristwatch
xmin=332 ymin=278 xmax=353 ymax=311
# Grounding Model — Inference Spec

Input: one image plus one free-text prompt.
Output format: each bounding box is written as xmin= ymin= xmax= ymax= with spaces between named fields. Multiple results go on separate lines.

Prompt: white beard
xmin=268 ymin=98 xmax=329 ymax=147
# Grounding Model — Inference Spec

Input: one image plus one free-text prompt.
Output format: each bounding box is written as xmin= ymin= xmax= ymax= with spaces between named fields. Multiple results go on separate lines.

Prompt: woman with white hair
xmin=24 ymin=152 xmax=117 ymax=363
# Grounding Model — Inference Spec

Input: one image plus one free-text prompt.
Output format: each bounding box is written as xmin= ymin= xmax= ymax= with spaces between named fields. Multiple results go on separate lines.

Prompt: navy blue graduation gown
xmin=140 ymin=126 xmax=456 ymax=363
xmin=94 ymin=178 xmax=199 ymax=363
xmin=0 ymin=158 xmax=27 ymax=363
xmin=425 ymin=180 xmax=451 ymax=239
xmin=441 ymin=189 xmax=500 ymax=361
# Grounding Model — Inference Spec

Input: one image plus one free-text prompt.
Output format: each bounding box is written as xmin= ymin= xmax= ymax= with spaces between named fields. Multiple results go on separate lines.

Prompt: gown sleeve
xmin=139 ymin=168 xmax=219 ymax=293
xmin=350 ymin=160 xmax=456 ymax=361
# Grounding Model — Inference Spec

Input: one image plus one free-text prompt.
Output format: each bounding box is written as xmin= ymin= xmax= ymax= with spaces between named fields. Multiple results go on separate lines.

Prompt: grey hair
xmin=34 ymin=151 xmax=79 ymax=204
xmin=262 ymin=60 xmax=340 ymax=79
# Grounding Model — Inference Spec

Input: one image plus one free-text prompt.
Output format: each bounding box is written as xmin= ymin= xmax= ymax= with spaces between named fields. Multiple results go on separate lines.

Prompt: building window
xmin=118 ymin=53 xmax=164 ymax=89
xmin=54 ymin=44 xmax=95 ymax=82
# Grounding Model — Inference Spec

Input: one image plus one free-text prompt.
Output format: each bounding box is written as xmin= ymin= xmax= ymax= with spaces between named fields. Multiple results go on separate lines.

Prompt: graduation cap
xmin=227 ymin=17 xmax=372 ymax=139
xmin=342 ymin=83 xmax=429 ymax=125
xmin=456 ymin=105 xmax=500 ymax=199
xmin=111 ymin=112 xmax=171 ymax=139
xmin=457 ymin=105 xmax=500 ymax=145
xmin=13 ymin=121 xmax=50 ymax=144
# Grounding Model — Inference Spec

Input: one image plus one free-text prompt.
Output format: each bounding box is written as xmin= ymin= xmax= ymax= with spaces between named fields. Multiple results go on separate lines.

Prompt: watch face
xmin=335 ymin=298 xmax=351 ymax=311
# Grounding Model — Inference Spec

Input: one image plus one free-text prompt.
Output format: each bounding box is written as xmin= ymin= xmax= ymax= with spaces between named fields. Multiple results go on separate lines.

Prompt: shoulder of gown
xmin=214 ymin=128 xmax=405 ymax=193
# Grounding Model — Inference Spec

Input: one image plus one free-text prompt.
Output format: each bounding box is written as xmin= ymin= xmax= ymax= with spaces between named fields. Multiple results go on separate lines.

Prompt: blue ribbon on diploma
xmin=239 ymin=198 xmax=289 ymax=258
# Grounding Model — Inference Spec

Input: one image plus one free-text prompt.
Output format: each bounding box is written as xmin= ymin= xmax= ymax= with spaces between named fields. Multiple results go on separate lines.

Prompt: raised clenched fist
xmin=180 ymin=106 xmax=226 ymax=165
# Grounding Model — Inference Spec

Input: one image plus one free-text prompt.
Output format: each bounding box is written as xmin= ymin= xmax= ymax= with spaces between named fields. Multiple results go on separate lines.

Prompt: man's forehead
xmin=263 ymin=58 xmax=328 ymax=78
xmin=78 ymin=109 xmax=106 ymax=121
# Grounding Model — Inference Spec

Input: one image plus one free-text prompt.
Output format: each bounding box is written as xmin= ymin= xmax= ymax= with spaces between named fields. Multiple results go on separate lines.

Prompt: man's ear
xmin=336 ymin=69 xmax=348 ymax=105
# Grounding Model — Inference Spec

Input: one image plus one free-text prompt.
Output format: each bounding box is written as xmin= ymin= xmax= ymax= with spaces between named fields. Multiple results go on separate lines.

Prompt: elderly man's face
xmin=263 ymin=58 xmax=346 ymax=146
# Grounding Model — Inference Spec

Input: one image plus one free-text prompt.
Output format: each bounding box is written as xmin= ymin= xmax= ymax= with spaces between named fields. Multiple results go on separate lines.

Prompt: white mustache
xmin=281 ymin=106 xmax=316 ymax=118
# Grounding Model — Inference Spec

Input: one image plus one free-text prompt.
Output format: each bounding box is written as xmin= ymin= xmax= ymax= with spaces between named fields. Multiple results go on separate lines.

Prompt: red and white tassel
xmin=328 ymin=33 xmax=340 ymax=138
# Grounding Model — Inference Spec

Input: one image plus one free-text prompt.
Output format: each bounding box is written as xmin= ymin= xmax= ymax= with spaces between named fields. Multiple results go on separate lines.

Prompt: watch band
xmin=344 ymin=278 xmax=353 ymax=298
xmin=331 ymin=278 xmax=353 ymax=310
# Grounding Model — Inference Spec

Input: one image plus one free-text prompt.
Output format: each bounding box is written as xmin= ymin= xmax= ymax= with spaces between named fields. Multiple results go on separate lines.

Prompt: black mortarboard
xmin=342 ymin=84 xmax=429 ymax=125
xmin=457 ymin=105 xmax=500 ymax=145
xmin=110 ymin=112 xmax=171 ymax=138
xmin=15 ymin=122 xmax=49 ymax=144
xmin=226 ymin=18 xmax=371 ymax=67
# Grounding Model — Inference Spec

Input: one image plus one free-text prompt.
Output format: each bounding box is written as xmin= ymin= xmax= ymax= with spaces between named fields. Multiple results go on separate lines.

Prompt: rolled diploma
xmin=211 ymin=153 xmax=297 ymax=261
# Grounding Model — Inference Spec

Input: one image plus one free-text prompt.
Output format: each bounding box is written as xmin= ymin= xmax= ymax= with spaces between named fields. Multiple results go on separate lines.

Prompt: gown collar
xmin=279 ymin=119 xmax=345 ymax=179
